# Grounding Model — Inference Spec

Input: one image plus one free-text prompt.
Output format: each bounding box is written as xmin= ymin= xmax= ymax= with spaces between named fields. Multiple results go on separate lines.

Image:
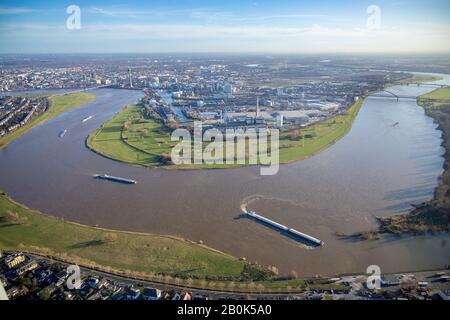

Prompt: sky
xmin=0 ymin=0 xmax=449 ymax=54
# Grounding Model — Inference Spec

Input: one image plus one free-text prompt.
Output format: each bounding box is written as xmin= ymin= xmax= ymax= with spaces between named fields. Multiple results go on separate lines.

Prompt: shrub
xmin=159 ymin=153 xmax=174 ymax=166
xmin=102 ymin=232 xmax=118 ymax=244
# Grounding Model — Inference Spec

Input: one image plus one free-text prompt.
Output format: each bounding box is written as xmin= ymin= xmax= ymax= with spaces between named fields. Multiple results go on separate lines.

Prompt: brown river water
xmin=1 ymin=78 xmax=449 ymax=277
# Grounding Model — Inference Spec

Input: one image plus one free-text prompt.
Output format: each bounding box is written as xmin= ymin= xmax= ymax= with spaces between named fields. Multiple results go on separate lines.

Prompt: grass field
xmin=0 ymin=92 xmax=96 ymax=149
xmin=418 ymin=87 xmax=450 ymax=107
xmin=277 ymin=99 xmax=362 ymax=163
xmin=88 ymin=99 xmax=363 ymax=169
xmin=387 ymin=73 xmax=443 ymax=88
xmin=419 ymin=87 xmax=450 ymax=105
xmin=87 ymin=106 xmax=168 ymax=167
xmin=0 ymin=191 xmax=245 ymax=279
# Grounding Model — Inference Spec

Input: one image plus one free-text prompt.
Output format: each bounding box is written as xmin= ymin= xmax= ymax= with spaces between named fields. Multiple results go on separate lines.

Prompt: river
xmin=0 ymin=78 xmax=449 ymax=277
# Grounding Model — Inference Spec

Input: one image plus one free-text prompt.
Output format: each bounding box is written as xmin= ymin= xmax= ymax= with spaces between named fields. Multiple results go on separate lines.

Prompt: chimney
xmin=128 ymin=68 xmax=133 ymax=88
xmin=256 ymin=96 xmax=260 ymax=118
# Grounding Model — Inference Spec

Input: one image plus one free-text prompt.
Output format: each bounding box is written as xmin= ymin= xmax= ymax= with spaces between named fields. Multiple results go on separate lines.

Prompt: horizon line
xmin=2 ymin=51 xmax=450 ymax=56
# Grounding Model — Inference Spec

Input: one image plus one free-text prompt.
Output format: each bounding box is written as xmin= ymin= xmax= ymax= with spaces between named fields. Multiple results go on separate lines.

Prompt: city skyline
xmin=0 ymin=0 xmax=450 ymax=54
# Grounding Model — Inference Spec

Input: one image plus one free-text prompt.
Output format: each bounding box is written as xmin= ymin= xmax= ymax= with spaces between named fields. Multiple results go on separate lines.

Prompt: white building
xmin=276 ymin=114 xmax=284 ymax=128
xmin=273 ymin=111 xmax=310 ymax=125
xmin=223 ymin=84 xmax=233 ymax=98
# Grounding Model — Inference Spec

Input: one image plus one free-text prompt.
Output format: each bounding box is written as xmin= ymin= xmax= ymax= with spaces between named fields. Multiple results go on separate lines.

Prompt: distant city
xmin=0 ymin=55 xmax=420 ymax=138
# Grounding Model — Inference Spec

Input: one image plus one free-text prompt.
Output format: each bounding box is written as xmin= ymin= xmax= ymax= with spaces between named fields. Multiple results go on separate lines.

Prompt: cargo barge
xmin=58 ymin=129 xmax=67 ymax=138
xmin=246 ymin=211 xmax=324 ymax=246
xmin=82 ymin=115 xmax=94 ymax=123
xmin=94 ymin=174 xmax=137 ymax=185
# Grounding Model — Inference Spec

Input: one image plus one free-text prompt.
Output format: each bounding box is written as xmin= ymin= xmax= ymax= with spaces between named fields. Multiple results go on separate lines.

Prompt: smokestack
xmin=128 ymin=68 xmax=133 ymax=88
xmin=256 ymin=96 xmax=260 ymax=118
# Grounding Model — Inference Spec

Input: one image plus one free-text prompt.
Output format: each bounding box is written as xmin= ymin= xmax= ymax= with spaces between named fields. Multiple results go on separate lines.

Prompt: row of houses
xmin=0 ymin=251 xmax=209 ymax=301
xmin=0 ymin=97 xmax=47 ymax=136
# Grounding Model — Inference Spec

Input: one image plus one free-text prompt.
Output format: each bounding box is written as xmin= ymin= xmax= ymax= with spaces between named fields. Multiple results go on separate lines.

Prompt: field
xmin=87 ymin=99 xmax=363 ymax=169
xmin=418 ymin=87 xmax=450 ymax=107
xmin=278 ymin=99 xmax=362 ymax=163
xmin=87 ymin=106 xmax=171 ymax=167
xmin=387 ymin=73 xmax=443 ymax=88
xmin=0 ymin=92 xmax=96 ymax=149
xmin=0 ymin=191 xmax=245 ymax=279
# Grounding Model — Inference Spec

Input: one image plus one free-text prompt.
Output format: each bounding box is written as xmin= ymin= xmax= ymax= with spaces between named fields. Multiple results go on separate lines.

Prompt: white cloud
xmin=1 ymin=22 xmax=449 ymax=53
xmin=0 ymin=6 xmax=37 ymax=15
xmin=74 ymin=23 xmax=418 ymax=40
xmin=86 ymin=6 xmax=325 ymax=24
xmin=234 ymin=14 xmax=327 ymax=22
xmin=87 ymin=6 xmax=230 ymax=20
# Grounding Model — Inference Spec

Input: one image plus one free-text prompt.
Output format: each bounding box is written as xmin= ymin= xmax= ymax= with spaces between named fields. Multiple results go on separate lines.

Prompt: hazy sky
xmin=1 ymin=0 xmax=449 ymax=54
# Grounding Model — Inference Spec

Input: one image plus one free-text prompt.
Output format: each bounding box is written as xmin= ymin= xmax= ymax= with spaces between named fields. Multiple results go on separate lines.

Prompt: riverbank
xmin=0 ymin=92 xmax=96 ymax=149
xmin=0 ymin=190 xmax=248 ymax=279
xmin=87 ymin=99 xmax=363 ymax=170
xmin=386 ymin=73 xmax=443 ymax=88
xmin=0 ymin=191 xmax=355 ymax=292
xmin=379 ymin=87 xmax=450 ymax=234
xmin=87 ymin=73 xmax=440 ymax=171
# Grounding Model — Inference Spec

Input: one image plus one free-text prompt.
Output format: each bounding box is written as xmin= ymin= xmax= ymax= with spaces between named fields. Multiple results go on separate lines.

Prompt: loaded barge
xmin=94 ymin=174 xmax=137 ymax=185
xmin=246 ymin=211 xmax=324 ymax=246
xmin=58 ymin=129 xmax=67 ymax=138
xmin=82 ymin=115 xmax=94 ymax=123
